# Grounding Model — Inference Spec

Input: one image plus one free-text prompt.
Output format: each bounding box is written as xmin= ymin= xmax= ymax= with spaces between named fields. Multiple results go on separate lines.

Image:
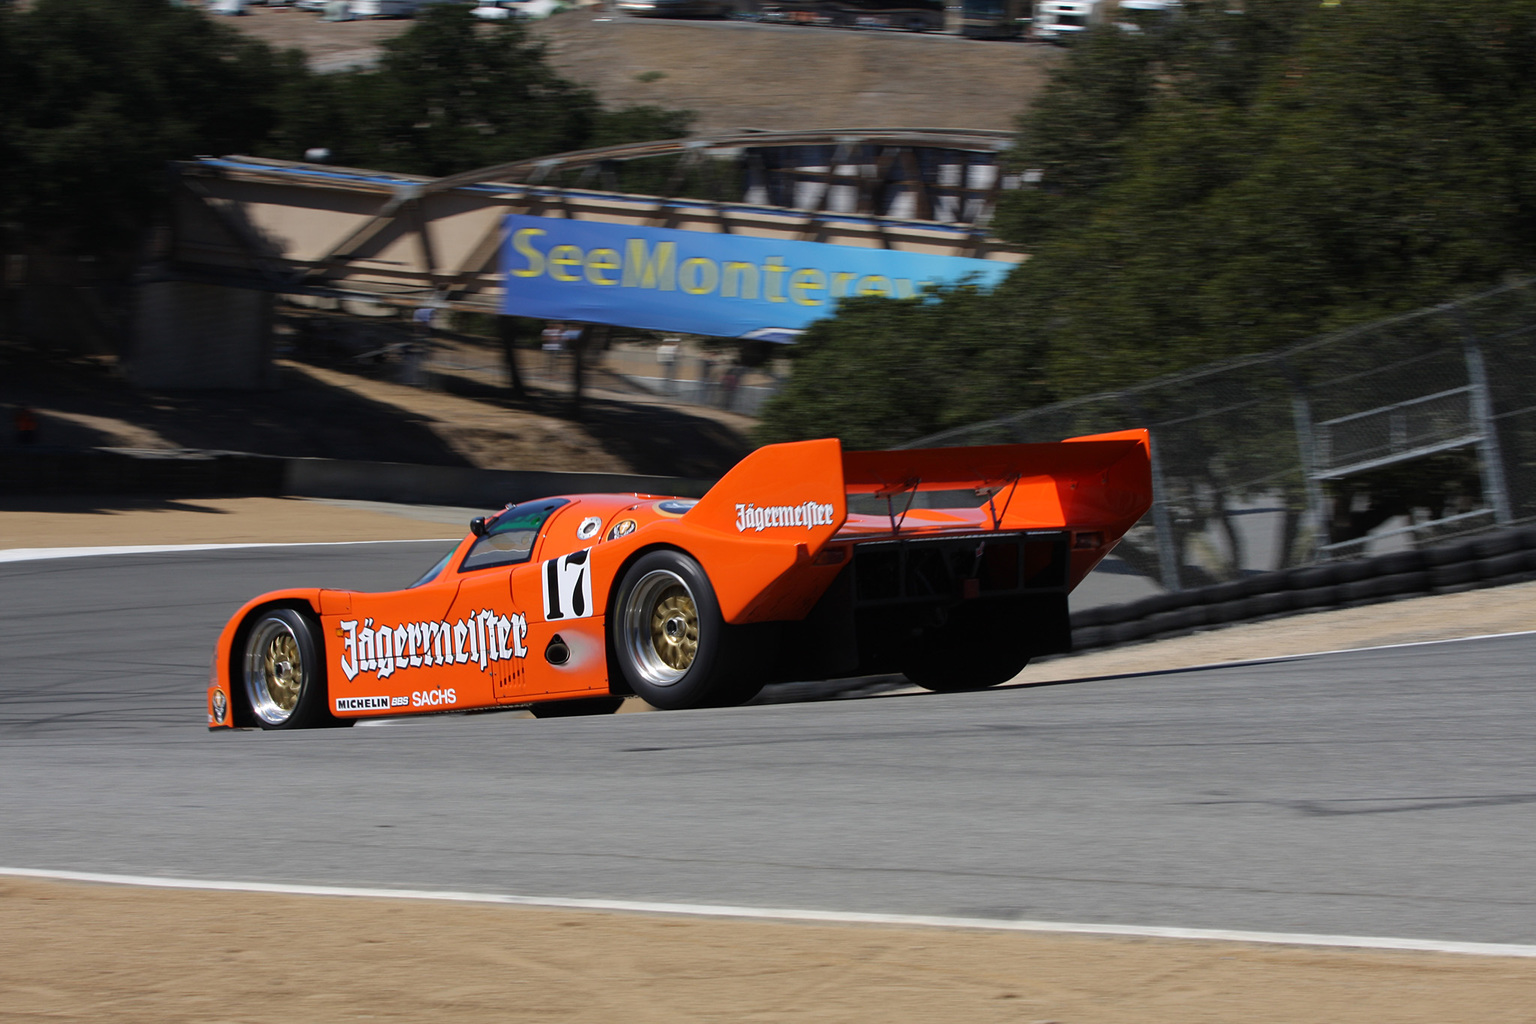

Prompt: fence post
xmin=1448 ymin=305 xmax=1514 ymax=525
xmin=1121 ymin=392 xmax=1182 ymax=591
xmin=1146 ymin=428 xmax=1183 ymax=591
xmin=1280 ymin=357 xmax=1327 ymax=563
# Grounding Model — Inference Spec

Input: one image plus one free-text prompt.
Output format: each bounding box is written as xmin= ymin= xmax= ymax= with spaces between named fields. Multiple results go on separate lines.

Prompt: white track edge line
xmin=4 ymin=867 xmax=1533 ymax=958
xmin=0 ymin=539 xmax=461 ymax=563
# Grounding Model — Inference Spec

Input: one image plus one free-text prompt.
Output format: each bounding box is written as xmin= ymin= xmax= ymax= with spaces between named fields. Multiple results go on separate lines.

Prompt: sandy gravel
xmin=219 ymin=3 xmax=410 ymax=72
xmin=533 ymin=11 xmax=1061 ymax=135
xmin=1018 ymin=580 xmax=1536 ymax=686
xmin=4 ymin=876 xmax=1535 ymax=1024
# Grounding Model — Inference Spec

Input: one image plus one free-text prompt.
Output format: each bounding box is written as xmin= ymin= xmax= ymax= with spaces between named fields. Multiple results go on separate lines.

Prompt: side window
xmin=458 ymin=499 xmax=568 ymax=573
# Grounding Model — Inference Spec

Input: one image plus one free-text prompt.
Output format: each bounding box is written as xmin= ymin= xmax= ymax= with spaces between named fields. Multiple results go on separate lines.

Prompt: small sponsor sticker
xmin=335 ymin=695 xmax=390 ymax=712
xmin=211 ymin=689 xmax=227 ymax=724
xmin=606 ymin=518 xmax=637 ymax=541
xmin=655 ymin=499 xmax=697 ymax=517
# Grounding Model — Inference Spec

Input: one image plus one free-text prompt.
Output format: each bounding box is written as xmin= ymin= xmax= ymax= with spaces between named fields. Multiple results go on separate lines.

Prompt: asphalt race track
xmin=2 ymin=545 xmax=1534 ymax=945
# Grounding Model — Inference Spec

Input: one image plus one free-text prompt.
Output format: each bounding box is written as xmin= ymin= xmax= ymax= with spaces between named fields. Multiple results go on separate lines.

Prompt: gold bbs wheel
xmin=613 ymin=550 xmax=764 ymax=711
xmin=242 ymin=609 xmax=321 ymax=728
xmin=621 ymin=569 xmax=700 ymax=687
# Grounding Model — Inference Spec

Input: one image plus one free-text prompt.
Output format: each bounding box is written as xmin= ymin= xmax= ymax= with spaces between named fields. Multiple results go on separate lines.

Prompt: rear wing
xmin=684 ymin=431 xmax=1152 ymax=621
xmin=842 ymin=428 xmax=1153 ymax=537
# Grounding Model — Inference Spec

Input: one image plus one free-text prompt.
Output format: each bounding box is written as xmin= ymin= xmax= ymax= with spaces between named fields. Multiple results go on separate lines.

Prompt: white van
xmin=346 ymin=0 xmax=421 ymax=15
xmin=1031 ymin=0 xmax=1176 ymax=40
xmin=1030 ymin=0 xmax=1097 ymax=40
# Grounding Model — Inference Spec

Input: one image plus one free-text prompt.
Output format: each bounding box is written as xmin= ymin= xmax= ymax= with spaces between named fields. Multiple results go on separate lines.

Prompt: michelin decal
xmin=336 ymin=695 xmax=390 ymax=711
xmin=337 ymin=610 xmax=528 ymax=682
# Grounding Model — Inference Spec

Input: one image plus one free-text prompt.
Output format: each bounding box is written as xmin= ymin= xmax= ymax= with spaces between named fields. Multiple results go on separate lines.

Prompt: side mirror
xmin=469 ymin=516 xmax=488 ymax=538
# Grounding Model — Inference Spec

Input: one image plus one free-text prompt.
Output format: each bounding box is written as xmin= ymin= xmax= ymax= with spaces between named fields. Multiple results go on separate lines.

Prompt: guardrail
xmin=1070 ymin=525 xmax=1536 ymax=652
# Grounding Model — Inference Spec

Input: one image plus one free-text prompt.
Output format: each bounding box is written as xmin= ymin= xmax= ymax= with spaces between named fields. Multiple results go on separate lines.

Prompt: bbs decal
xmin=543 ymin=549 xmax=593 ymax=621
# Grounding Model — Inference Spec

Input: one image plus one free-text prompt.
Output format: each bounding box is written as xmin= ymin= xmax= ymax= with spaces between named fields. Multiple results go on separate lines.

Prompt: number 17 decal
xmin=543 ymin=549 xmax=593 ymax=621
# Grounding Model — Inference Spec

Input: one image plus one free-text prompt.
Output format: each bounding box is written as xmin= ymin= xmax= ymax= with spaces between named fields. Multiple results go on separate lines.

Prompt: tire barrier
xmin=1 ymin=448 xmax=712 ymax=507
xmin=1070 ymin=524 xmax=1536 ymax=654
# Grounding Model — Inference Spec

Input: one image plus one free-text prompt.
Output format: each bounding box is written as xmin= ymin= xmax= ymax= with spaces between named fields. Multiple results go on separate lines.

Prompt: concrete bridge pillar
xmin=129 ymin=281 xmax=275 ymax=389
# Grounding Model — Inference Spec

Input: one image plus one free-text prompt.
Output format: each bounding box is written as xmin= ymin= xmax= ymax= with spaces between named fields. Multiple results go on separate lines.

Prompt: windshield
xmin=458 ymin=498 xmax=569 ymax=572
xmin=407 ymin=548 xmax=456 ymax=589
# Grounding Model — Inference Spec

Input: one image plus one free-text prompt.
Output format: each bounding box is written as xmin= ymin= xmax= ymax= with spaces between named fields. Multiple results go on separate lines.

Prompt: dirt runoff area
xmin=5 ymin=497 xmax=1536 ymax=1023
xmin=4 ymin=875 xmax=1536 ymax=1024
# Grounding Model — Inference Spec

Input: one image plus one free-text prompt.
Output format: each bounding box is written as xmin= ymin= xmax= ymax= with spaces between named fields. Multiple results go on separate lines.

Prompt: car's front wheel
xmin=612 ymin=551 xmax=763 ymax=710
xmin=241 ymin=608 xmax=339 ymax=729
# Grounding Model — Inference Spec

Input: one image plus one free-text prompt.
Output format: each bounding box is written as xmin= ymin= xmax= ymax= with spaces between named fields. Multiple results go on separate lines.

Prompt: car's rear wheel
xmin=612 ymin=551 xmax=763 ymax=710
xmin=903 ymin=649 xmax=1028 ymax=692
xmin=241 ymin=608 xmax=337 ymax=729
xmin=901 ymin=605 xmax=1030 ymax=692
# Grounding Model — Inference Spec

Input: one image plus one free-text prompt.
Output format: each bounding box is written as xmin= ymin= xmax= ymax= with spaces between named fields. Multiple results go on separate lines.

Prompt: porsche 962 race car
xmin=206 ymin=432 xmax=1153 ymax=728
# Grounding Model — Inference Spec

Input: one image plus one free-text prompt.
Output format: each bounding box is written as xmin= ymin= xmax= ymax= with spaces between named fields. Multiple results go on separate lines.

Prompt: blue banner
xmin=499 ymin=215 xmax=1012 ymax=337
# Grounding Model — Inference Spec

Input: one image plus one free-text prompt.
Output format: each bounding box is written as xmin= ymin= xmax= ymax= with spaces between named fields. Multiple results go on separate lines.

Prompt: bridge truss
xmin=160 ymin=128 xmax=1025 ymax=316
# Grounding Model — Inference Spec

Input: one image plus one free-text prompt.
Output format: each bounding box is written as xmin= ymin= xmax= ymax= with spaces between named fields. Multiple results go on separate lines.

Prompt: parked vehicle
xmin=1030 ymin=0 xmax=1095 ymax=40
xmin=474 ymin=0 xmax=563 ymax=18
xmin=1030 ymin=0 xmax=1177 ymax=41
xmin=755 ymin=0 xmax=945 ymax=31
xmin=616 ymin=0 xmax=736 ymax=17
xmin=959 ymin=0 xmax=1027 ymax=39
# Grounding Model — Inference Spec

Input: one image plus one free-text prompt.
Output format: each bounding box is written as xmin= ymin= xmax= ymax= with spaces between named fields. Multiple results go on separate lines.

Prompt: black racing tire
xmin=610 ymin=550 xmax=762 ymax=710
xmin=904 ymin=648 xmax=1028 ymax=692
xmin=239 ymin=607 xmax=339 ymax=730
xmin=529 ymin=697 xmax=627 ymax=718
xmin=901 ymin=604 xmax=1030 ymax=693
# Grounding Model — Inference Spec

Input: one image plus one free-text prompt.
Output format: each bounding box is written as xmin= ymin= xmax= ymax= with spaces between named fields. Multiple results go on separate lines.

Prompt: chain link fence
xmin=910 ymin=278 xmax=1536 ymax=591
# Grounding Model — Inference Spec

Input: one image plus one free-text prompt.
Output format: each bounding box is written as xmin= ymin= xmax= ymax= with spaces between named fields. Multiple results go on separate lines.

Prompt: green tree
xmin=0 ymin=0 xmax=695 ymax=253
xmin=327 ymin=7 xmax=600 ymax=176
xmin=3 ymin=0 xmax=285 ymax=248
xmin=762 ymin=0 xmax=1536 ymax=445
xmin=266 ymin=5 xmax=695 ymax=178
xmin=756 ymin=284 xmax=1051 ymax=449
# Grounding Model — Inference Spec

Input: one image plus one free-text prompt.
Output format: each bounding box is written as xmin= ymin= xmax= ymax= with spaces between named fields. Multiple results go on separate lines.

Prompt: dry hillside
xmin=230 ymin=5 xmax=1063 ymax=134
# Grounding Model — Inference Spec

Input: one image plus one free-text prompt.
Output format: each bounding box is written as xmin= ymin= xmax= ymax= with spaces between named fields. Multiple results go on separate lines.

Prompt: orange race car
xmin=206 ymin=432 xmax=1153 ymax=729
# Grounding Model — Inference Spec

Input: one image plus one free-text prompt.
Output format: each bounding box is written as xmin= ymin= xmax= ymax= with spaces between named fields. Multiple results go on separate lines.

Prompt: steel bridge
xmin=137 ymin=128 xmax=1026 ymax=386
